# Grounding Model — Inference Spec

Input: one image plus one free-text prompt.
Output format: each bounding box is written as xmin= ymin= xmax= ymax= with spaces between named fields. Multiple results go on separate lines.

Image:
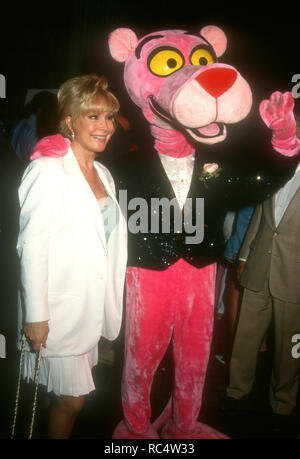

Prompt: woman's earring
xmin=70 ymin=131 xmax=75 ymax=139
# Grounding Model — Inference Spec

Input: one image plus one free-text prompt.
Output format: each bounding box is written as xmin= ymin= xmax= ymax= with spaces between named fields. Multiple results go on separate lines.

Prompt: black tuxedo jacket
xmin=101 ymin=132 xmax=298 ymax=270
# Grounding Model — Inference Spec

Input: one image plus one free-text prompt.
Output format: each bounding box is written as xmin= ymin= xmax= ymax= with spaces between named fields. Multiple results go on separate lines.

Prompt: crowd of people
xmin=0 ymin=70 xmax=300 ymax=439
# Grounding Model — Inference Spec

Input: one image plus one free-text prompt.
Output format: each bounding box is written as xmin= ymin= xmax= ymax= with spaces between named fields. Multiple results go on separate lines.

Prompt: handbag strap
xmin=11 ymin=334 xmax=42 ymax=439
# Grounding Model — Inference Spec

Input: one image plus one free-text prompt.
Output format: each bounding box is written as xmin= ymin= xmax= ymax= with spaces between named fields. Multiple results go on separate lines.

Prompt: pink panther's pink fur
xmin=259 ymin=91 xmax=300 ymax=157
xmin=109 ymin=26 xmax=252 ymax=155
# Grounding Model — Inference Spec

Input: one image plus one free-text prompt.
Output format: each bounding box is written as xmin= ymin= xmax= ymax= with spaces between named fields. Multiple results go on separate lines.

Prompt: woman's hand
xmin=23 ymin=321 xmax=49 ymax=352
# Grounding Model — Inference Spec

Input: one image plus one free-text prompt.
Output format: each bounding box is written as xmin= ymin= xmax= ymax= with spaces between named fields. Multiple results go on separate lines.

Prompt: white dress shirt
xmin=158 ymin=152 xmax=195 ymax=210
xmin=274 ymin=164 xmax=300 ymax=226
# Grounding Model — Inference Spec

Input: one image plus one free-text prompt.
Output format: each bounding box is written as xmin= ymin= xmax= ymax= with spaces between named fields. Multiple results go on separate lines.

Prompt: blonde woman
xmin=17 ymin=74 xmax=127 ymax=438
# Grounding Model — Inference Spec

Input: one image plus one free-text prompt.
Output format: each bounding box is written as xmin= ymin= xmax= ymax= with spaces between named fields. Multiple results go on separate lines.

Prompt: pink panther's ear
xmin=200 ymin=25 xmax=227 ymax=57
xmin=108 ymin=28 xmax=138 ymax=62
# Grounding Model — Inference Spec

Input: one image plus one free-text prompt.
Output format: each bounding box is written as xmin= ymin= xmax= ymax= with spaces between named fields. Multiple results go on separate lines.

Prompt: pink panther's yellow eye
xmin=190 ymin=48 xmax=214 ymax=66
xmin=149 ymin=49 xmax=184 ymax=76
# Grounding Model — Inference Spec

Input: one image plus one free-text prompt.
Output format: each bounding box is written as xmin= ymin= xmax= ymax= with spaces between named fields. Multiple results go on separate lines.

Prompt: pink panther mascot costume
xmin=107 ymin=26 xmax=300 ymax=439
xmin=31 ymin=25 xmax=300 ymax=439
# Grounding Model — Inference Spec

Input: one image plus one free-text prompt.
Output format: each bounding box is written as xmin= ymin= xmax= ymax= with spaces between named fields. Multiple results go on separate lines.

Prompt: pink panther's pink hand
xmin=259 ymin=91 xmax=300 ymax=157
xmin=30 ymin=134 xmax=70 ymax=160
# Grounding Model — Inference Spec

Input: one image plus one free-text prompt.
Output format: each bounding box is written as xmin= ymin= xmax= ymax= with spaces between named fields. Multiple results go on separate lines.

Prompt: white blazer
xmin=17 ymin=147 xmax=127 ymax=357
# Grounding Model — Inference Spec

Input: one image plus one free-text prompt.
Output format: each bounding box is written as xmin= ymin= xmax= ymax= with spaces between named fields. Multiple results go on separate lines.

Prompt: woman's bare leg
xmin=47 ymin=394 xmax=85 ymax=439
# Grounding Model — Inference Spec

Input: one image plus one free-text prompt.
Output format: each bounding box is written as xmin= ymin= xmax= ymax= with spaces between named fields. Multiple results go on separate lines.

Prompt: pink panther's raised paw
xmin=259 ymin=91 xmax=300 ymax=157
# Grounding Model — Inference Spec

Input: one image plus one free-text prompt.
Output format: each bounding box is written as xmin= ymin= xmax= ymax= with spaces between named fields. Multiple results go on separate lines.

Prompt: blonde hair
xmin=57 ymin=74 xmax=120 ymax=139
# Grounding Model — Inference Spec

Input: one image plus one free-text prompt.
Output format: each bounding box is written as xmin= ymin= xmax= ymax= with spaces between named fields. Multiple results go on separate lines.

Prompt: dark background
xmin=1 ymin=0 xmax=300 ymax=130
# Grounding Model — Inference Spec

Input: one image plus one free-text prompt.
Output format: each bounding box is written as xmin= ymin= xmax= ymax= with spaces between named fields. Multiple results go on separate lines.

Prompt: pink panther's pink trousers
xmin=113 ymin=259 xmax=228 ymax=439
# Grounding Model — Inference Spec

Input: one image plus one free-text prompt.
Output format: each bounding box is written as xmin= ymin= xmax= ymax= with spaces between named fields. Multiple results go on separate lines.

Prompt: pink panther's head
xmin=108 ymin=26 xmax=252 ymax=145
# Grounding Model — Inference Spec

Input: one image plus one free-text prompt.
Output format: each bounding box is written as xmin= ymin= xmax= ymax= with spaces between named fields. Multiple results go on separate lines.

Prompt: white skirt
xmin=22 ymin=345 xmax=98 ymax=397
